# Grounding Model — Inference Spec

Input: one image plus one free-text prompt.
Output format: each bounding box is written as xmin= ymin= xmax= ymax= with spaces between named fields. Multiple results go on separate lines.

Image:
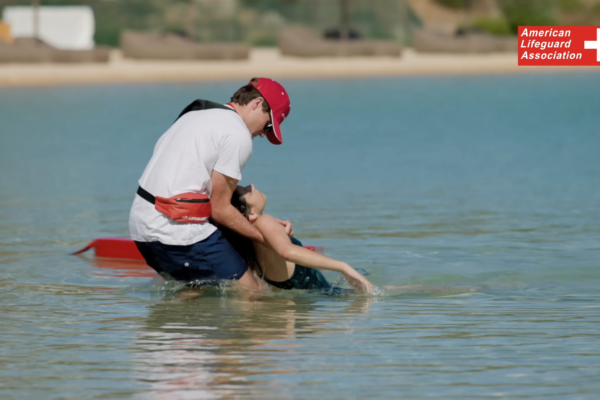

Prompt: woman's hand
xmin=342 ymin=264 xmax=374 ymax=294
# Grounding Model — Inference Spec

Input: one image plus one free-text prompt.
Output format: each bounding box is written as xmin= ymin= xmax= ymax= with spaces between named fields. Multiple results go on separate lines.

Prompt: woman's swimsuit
xmin=262 ymin=237 xmax=352 ymax=294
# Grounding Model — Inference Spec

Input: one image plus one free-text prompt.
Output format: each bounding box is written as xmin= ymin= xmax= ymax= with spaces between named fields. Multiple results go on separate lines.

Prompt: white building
xmin=2 ymin=6 xmax=96 ymax=50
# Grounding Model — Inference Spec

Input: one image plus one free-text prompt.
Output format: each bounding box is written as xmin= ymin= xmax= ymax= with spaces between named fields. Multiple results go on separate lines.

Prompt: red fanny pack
xmin=137 ymin=186 xmax=211 ymax=223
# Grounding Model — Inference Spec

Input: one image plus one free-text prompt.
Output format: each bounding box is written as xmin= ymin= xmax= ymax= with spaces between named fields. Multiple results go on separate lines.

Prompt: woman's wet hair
xmin=231 ymin=191 xmax=250 ymax=219
xmin=219 ymin=191 xmax=262 ymax=275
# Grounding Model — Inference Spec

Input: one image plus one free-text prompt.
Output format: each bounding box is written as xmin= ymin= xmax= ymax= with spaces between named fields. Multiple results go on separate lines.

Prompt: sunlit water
xmin=1 ymin=74 xmax=599 ymax=399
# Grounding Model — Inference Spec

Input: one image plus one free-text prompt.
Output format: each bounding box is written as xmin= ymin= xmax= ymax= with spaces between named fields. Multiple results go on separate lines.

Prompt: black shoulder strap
xmin=175 ymin=99 xmax=236 ymax=122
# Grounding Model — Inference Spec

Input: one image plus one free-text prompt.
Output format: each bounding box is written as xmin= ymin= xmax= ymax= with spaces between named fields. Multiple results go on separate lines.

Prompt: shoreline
xmin=0 ymin=48 xmax=597 ymax=87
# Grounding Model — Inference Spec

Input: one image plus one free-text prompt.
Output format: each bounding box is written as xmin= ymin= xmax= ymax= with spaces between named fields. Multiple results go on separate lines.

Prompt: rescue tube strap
xmin=176 ymin=99 xmax=236 ymax=122
xmin=137 ymin=186 xmax=156 ymax=205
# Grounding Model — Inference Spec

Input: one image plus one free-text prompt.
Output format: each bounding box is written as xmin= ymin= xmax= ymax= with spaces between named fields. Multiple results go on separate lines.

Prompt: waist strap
xmin=136 ymin=186 xmax=155 ymax=205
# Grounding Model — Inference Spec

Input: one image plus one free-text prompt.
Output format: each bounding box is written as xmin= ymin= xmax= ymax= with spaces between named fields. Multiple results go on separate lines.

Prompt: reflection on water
xmin=134 ymin=294 xmax=354 ymax=399
xmin=85 ymin=257 xmax=158 ymax=279
xmin=1 ymin=74 xmax=600 ymax=399
xmin=127 ymin=287 xmax=600 ymax=400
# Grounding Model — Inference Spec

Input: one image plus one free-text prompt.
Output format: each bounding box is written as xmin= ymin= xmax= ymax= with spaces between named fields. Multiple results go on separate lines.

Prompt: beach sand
xmin=0 ymin=48 xmax=596 ymax=87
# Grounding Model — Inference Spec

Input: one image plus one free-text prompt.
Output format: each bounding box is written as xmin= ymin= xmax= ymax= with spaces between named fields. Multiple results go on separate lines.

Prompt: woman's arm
xmin=254 ymin=215 xmax=373 ymax=293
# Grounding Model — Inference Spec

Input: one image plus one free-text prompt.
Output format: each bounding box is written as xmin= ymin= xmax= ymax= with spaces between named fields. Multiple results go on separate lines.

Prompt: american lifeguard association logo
xmin=518 ymin=26 xmax=600 ymax=66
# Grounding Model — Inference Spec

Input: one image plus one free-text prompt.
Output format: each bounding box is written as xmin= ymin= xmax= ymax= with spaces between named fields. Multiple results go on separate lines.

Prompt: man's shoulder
xmin=180 ymin=109 xmax=248 ymax=136
xmin=182 ymin=107 xmax=240 ymax=124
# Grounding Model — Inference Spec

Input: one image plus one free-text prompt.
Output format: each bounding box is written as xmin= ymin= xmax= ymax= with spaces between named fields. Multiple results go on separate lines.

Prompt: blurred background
xmin=1 ymin=0 xmax=600 ymax=62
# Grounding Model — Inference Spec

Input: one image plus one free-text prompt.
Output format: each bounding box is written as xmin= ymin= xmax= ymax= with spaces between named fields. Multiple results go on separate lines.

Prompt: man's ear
xmin=253 ymin=97 xmax=265 ymax=111
xmin=249 ymin=97 xmax=258 ymax=111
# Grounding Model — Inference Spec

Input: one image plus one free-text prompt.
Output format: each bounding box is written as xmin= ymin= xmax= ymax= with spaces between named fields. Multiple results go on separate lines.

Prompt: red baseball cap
xmin=249 ymin=77 xmax=290 ymax=145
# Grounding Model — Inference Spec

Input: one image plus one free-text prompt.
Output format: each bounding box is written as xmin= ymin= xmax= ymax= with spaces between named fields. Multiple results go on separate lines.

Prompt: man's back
xmin=129 ymin=108 xmax=252 ymax=246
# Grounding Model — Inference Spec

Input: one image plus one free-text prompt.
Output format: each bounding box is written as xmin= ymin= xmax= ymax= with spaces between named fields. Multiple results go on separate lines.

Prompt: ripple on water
xmin=1 ymin=75 xmax=600 ymax=399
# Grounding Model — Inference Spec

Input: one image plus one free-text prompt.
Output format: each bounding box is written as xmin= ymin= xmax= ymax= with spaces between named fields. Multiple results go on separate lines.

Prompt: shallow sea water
xmin=1 ymin=73 xmax=599 ymax=399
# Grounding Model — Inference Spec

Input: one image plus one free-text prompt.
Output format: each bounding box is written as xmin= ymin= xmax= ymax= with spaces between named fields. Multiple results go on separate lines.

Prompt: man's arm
xmin=210 ymin=170 xmax=264 ymax=244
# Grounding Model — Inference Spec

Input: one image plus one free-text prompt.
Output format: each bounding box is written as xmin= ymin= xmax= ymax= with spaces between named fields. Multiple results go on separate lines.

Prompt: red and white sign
xmin=518 ymin=26 xmax=600 ymax=66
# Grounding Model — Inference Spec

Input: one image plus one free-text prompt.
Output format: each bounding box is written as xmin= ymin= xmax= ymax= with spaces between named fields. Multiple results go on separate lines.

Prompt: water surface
xmin=1 ymin=74 xmax=599 ymax=399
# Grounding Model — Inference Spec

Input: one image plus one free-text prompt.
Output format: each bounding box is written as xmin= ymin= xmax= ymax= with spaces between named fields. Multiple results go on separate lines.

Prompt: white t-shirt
xmin=129 ymin=107 xmax=252 ymax=245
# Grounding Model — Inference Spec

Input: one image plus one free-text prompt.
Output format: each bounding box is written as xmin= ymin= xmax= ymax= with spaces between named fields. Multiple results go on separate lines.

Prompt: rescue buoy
xmin=73 ymin=237 xmax=324 ymax=260
xmin=73 ymin=237 xmax=145 ymax=260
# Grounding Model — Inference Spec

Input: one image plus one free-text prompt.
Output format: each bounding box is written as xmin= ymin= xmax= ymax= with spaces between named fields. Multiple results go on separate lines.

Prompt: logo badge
xmin=519 ymin=26 xmax=600 ymax=66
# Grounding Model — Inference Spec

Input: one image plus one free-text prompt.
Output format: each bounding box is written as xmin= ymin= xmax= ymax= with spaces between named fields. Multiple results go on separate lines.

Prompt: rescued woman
xmin=220 ymin=184 xmax=374 ymax=294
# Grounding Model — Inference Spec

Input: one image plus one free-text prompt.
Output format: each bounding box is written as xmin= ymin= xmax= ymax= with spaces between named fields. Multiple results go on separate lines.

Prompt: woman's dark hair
xmin=219 ymin=191 xmax=263 ymax=276
xmin=230 ymin=77 xmax=271 ymax=113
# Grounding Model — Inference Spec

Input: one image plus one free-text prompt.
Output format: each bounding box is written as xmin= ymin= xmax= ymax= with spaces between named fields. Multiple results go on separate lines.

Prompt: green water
xmin=1 ymin=74 xmax=599 ymax=399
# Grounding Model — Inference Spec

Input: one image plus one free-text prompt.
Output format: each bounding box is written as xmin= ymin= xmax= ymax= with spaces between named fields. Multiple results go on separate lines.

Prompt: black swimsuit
xmin=263 ymin=237 xmax=352 ymax=294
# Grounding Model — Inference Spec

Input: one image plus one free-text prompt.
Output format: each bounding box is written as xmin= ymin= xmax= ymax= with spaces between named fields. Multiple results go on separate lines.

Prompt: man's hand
xmin=211 ymin=170 xmax=264 ymax=243
xmin=275 ymin=218 xmax=294 ymax=238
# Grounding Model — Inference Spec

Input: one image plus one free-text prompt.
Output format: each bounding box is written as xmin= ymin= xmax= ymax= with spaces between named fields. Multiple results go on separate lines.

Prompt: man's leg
xmin=201 ymin=229 xmax=264 ymax=290
xmin=135 ymin=230 xmax=264 ymax=290
xmin=135 ymin=241 xmax=163 ymax=275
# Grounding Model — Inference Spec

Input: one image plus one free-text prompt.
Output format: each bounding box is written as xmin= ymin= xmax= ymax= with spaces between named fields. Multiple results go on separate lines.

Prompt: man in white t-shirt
xmin=129 ymin=78 xmax=291 ymax=289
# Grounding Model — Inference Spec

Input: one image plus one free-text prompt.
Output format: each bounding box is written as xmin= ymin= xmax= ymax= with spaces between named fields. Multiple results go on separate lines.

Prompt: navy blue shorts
xmin=135 ymin=229 xmax=249 ymax=286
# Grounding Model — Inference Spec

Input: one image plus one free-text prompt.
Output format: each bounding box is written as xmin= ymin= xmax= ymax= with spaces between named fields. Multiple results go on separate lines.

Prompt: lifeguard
xmin=129 ymin=78 xmax=291 ymax=289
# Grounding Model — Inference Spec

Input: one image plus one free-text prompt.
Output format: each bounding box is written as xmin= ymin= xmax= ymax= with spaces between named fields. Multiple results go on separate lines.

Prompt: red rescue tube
xmin=73 ymin=237 xmax=324 ymax=260
xmin=302 ymin=245 xmax=324 ymax=254
xmin=73 ymin=238 xmax=145 ymax=260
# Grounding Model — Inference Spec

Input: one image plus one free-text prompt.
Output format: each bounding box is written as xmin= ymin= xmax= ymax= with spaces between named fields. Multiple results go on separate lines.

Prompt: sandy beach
xmin=0 ymin=47 xmax=597 ymax=87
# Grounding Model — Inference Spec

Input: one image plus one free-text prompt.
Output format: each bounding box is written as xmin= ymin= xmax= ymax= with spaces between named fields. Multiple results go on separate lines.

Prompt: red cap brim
xmin=266 ymin=110 xmax=283 ymax=145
